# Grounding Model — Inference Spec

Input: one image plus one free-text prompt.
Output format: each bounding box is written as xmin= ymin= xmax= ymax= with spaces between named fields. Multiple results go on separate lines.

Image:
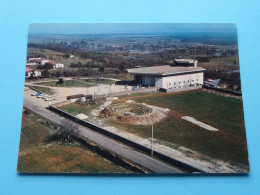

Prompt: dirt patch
xmin=100 ymin=102 xmax=169 ymax=125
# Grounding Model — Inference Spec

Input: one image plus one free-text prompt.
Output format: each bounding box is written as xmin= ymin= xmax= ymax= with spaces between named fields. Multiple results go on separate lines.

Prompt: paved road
xmin=23 ymin=97 xmax=184 ymax=173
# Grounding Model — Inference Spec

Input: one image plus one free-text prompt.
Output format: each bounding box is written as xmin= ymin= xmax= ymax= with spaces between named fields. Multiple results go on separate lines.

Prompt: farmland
xmin=17 ymin=110 xmax=133 ymax=173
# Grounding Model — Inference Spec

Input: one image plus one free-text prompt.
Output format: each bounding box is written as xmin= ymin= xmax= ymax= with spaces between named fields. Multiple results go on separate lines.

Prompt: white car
xmin=31 ymin=92 xmax=37 ymax=96
xmin=37 ymin=93 xmax=44 ymax=98
xmin=42 ymin=94 xmax=49 ymax=99
xmin=44 ymin=97 xmax=54 ymax=101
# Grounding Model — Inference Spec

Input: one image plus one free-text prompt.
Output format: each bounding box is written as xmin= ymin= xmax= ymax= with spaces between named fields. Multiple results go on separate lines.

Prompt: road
xmin=23 ymin=95 xmax=184 ymax=173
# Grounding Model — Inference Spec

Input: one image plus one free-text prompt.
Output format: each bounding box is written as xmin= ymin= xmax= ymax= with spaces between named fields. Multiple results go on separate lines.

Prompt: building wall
xmin=54 ymin=63 xmax=64 ymax=68
xmin=161 ymin=72 xmax=204 ymax=89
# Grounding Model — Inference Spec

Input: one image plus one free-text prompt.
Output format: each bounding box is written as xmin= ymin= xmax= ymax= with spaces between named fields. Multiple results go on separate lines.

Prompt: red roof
xmin=66 ymin=94 xmax=86 ymax=99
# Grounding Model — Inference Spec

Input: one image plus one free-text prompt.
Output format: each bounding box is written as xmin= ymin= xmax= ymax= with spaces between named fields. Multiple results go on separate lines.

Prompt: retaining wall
xmin=202 ymin=85 xmax=242 ymax=96
xmin=49 ymin=105 xmax=203 ymax=173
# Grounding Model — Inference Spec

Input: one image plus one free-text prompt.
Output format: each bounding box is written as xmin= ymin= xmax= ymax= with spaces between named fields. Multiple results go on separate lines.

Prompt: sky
xmin=28 ymin=23 xmax=237 ymax=35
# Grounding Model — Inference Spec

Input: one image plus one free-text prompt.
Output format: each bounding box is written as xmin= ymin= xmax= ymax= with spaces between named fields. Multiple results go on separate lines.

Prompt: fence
xmin=202 ymin=85 xmax=242 ymax=96
xmin=49 ymin=105 xmax=204 ymax=173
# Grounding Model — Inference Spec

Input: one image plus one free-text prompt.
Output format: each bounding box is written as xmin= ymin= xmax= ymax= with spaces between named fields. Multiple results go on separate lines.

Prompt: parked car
xmin=31 ymin=92 xmax=37 ymax=96
xmin=44 ymin=97 xmax=54 ymax=101
xmin=42 ymin=94 xmax=49 ymax=99
xmin=37 ymin=93 xmax=44 ymax=98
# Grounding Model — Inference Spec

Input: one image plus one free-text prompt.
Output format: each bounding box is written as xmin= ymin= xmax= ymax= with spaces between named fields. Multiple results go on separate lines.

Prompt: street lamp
xmin=151 ymin=121 xmax=154 ymax=156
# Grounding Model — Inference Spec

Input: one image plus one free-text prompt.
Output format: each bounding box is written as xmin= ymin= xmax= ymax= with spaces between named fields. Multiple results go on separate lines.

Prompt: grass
xmin=30 ymin=85 xmax=54 ymax=95
xmin=80 ymin=78 xmax=116 ymax=85
xmin=200 ymin=56 xmax=239 ymax=70
xmin=106 ymin=90 xmax=249 ymax=168
xmin=56 ymin=89 xmax=249 ymax=169
xmin=36 ymin=80 xmax=96 ymax=87
xmin=17 ymin=110 xmax=132 ymax=173
xmin=58 ymin=102 xmax=102 ymax=121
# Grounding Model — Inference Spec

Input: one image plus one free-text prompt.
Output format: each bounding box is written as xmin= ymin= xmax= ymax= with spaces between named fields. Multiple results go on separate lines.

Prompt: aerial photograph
xmin=17 ymin=23 xmax=249 ymax=174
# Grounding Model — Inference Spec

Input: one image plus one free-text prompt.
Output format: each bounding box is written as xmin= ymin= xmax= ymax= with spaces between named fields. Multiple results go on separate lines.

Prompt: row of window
xmin=168 ymin=79 xmax=199 ymax=86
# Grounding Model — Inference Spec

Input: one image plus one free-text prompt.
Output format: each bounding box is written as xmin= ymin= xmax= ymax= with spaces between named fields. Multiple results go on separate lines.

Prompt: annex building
xmin=127 ymin=65 xmax=205 ymax=92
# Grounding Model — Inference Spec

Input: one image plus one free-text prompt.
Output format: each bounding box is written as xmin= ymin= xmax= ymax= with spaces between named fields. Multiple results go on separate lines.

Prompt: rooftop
xmin=174 ymin=59 xmax=197 ymax=63
xmin=127 ymin=65 xmax=205 ymax=76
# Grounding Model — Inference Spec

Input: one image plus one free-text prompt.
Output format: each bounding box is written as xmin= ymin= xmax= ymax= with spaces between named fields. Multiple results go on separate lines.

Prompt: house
xmin=25 ymin=67 xmax=41 ymax=77
xmin=49 ymin=61 xmax=64 ymax=69
xmin=127 ymin=65 xmax=205 ymax=93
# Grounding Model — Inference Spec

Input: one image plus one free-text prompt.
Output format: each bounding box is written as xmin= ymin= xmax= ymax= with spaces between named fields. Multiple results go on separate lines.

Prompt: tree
xmin=98 ymin=67 xmax=105 ymax=74
xmin=119 ymin=63 xmax=126 ymax=72
xmin=41 ymin=70 xmax=50 ymax=78
xmin=43 ymin=62 xmax=54 ymax=70
xmin=56 ymin=77 xmax=64 ymax=85
xmin=47 ymin=119 xmax=79 ymax=144
xmin=58 ymin=120 xmax=79 ymax=143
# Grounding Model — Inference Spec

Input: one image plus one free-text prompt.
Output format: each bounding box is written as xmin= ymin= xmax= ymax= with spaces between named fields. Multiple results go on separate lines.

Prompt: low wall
xmin=49 ymin=105 xmax=203 ymax=173
xmin=202 ymin=85 xmax=242 ymax=96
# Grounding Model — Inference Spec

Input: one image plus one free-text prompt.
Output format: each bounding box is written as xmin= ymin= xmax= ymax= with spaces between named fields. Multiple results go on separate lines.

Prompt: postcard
xmin=17 ymin=23 xmax=249 ymax=174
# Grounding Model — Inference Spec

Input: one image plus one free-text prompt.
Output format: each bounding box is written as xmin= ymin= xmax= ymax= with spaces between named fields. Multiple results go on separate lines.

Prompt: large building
xmin=127 ymin=65 xmax=205 ymax=92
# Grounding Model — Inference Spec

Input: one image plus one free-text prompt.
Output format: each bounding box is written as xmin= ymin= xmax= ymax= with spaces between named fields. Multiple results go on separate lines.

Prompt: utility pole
xmin=151 ymin=121 xmax=154 ymax=156
xmin=48 ymin=87 xmax=50 ymax=108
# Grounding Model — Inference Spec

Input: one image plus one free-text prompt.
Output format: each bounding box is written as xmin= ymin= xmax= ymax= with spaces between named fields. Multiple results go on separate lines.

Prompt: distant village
xmin=25 ymin=57 xmax=65 ymax=78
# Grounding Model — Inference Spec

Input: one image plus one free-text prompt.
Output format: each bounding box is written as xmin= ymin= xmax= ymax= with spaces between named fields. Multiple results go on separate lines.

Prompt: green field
xmin=17 ymin=110 xmax=132 ymax=173
xmin=36 ymin=80 xmax=96 ymax=87
xmin=113 ymin=91 xmax=248 ymax=167
xmin=80 ymin=78 xmax=116 ymax=85
xmin=30 ymin=85 xmax=54 ymax=95
xmin=59 ymin=90 xmax=249 ymax=169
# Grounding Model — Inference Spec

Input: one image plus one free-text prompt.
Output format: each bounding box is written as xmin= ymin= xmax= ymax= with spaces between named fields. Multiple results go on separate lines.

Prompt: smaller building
xmin=174 ymin=59 xmax=198 ymax=67
xmin=25 ymin=67 xmax=41 ymax=77
xmin=49 ymin=61 xmax=64 ymax=69
xmin=66 ymin=94 xmax=92 ymax=103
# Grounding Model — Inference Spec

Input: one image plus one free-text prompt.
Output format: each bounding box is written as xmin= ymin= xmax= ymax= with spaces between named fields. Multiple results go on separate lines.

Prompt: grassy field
xmin=17 ymin=110 xmax=132 ymax=173
xmin=30 ymin=85 xmax=54 ymax=95
xmin=58 ymin=90 xmax=248 ymax=168
xmin=200 ymin=56 xmax=239 ymax=70
xmin=106 ymin=90 xmax=248 ymax=168
xmin=59 ymin=102 xmax=102 ymax=122
xmin=36 ymin=80 xmax=96 ymax=87
xmin=80 ymin=78 xmax=116 ymax=85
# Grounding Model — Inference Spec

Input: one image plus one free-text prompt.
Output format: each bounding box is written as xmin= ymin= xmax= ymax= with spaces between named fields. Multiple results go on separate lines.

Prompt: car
xmin=42 ymin=94 xmax=49 ymax=99
xmin=37 ymin=93 xmax=44 ymax=98
xmin=44 ymin=97 xmax=54 ymax=101
xmin=31 ymin=92 xmax=37 ymax=96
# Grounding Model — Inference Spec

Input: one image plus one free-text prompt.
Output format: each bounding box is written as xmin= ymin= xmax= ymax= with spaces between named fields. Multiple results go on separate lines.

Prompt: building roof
xmin=127 ymin=65 xmax=205 ymax=76
xmin=66 ymin=94 xmax=92 ymax=99
xmin=174 ymin=59 xmax=197 ymax=63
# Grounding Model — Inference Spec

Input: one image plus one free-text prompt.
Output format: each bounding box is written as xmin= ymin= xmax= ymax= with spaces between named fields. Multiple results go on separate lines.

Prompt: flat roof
xmin=175 ymin=59 xmax=197 ymax=63
xmin=127 ymin=65 xmax=205 ymax=76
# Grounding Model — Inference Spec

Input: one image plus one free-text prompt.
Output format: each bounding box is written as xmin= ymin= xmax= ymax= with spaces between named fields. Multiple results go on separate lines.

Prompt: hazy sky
xmin=29 ymin=23 xmax=237 ymax=34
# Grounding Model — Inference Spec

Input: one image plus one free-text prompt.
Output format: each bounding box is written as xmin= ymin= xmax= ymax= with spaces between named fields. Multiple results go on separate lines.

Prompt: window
xmin=174 ymin=82 xmax=176 ymax=85
xmin=183 ymin=81 xmax=185 ymax=83
xmin=196 ymin=79 xmax=198 ymax=81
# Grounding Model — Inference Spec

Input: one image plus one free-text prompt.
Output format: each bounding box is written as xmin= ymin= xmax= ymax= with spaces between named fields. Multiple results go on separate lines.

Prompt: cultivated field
xmin=17 ymin=110 xmax=133 ymax=173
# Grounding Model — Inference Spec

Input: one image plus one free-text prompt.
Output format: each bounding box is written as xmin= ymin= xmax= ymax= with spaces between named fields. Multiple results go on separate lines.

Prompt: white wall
xmin=54 ymin=63 xmax=64 ymax=68
xmin=161 ymin=72 xmax=204 ymax=89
